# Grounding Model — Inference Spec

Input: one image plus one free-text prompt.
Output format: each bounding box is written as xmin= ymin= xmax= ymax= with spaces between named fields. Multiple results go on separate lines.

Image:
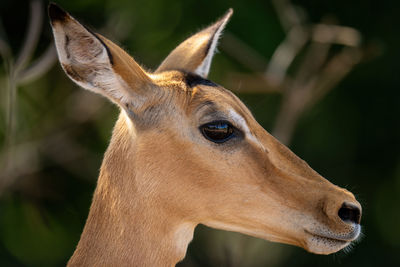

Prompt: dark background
xmin=0 ymin=0 xmax=399 ymax=266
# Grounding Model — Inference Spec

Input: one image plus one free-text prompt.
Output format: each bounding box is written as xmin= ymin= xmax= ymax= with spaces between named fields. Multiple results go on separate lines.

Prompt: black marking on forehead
xmin=184 ymin=72 xmax=217 ymax=88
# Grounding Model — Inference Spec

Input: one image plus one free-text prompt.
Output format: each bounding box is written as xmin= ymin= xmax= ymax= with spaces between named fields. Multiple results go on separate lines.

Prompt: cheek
xmin=190 ymin=147 xmax=263 ymax=205
xmin=181 ymin=141 xmax=266 ymax=192
xmin=226 ymin=143 xmax=270 ymax=184
xmin=206 ymin=145 xmax=276 ymax=210
xmin=144 ymin=133 xmax=268 ymax=212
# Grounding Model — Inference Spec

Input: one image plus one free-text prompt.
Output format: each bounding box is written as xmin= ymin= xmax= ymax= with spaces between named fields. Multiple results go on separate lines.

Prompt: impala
xmin=48 ymin=3 xmax=362 ymax=266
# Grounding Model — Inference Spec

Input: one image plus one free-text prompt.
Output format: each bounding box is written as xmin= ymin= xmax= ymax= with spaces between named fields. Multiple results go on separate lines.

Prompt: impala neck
xmin=67 ymin=114 xmax=195 ymax=266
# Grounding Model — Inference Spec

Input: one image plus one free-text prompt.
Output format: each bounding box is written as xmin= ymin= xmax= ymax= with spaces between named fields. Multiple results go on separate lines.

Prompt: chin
xmin=304 ymin=224 xmax=362 ymax=255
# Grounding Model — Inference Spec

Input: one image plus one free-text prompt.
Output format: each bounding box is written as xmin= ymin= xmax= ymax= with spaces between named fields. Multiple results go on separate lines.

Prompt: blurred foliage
xmin=0 ymin=0 xmax=399 ymax=266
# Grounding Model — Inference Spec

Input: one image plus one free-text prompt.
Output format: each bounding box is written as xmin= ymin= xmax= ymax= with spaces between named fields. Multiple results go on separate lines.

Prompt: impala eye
xmin=200 ymin=121 xmax=236 ymax=143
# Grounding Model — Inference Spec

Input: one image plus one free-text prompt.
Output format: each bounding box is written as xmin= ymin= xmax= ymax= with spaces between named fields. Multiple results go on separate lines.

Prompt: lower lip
xmin=305 ymin=229 xmax=353 ymax=245
xmin=311 ymin=234 xmax=349 ymax=245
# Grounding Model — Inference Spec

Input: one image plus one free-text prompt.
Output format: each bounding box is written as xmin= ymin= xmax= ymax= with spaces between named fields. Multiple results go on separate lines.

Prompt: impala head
xmin=49 ymin=3 xmax=361 ymax=256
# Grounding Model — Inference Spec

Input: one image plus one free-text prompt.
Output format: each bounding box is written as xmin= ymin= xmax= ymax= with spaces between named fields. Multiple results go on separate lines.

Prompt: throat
xmin=68 ymin=182 xmax=195 ymax=266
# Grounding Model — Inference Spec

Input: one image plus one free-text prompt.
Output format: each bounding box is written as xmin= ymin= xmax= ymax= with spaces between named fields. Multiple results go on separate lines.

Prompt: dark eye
xmin=200 ymin=121 xmax=235 ymax=143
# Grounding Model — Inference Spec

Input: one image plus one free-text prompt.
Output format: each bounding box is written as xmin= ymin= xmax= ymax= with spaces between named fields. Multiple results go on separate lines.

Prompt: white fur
xmin=194 ymin=16 xmax=230 ymax=78
xmin=229 ymin=109 xmax=266 ymax=151
xmin=173 ymin=223 xmax=195 ymax=259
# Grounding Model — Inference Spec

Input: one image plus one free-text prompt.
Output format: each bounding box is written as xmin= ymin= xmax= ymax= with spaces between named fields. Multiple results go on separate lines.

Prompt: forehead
xmin=150 ymin=71 xmax=252 ymax=119
xmin=189 ymin=81 xmax=254 ymax=126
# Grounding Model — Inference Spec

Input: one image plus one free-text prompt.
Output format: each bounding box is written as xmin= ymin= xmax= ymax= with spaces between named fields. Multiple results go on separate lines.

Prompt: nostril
xmin=338 ymin=202 xmax=361 ymax=224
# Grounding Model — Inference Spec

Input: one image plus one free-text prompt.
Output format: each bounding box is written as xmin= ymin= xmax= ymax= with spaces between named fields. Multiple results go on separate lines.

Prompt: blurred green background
xmin=0 ymin=0 xmax=399 ymax=266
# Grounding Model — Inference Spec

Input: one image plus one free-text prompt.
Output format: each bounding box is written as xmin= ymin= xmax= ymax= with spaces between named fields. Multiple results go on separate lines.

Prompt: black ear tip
xmin=48 ymin=2 xmax=68 ymax=23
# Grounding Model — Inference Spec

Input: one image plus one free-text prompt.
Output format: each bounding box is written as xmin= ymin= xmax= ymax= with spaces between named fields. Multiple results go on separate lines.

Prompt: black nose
xmin=338 ymin=202 xmax=361 ymax=224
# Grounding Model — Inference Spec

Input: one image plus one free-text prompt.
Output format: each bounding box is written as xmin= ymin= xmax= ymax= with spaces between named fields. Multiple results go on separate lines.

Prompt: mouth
xmin=304 ymin=224 xmax=361 ymax=254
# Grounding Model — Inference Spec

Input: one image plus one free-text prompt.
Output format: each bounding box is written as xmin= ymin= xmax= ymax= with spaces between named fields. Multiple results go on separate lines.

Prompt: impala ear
xmin=156 ymin=9 xmax=233 ymax=78
xmin=48 ymin=3 xmax=152 ymax=108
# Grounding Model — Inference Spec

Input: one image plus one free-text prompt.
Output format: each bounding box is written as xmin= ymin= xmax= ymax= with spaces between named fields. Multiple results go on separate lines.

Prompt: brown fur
xmin=48 ymin=4 xmax=362 ymax=266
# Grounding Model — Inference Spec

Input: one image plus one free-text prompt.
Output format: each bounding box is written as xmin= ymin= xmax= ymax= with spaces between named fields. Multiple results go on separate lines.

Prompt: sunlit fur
xmin=49 ymin=4 xmax=362 ymax=266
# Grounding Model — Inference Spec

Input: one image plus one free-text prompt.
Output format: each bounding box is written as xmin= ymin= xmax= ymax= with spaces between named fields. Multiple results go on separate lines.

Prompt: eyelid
xmin=200 ymin=114 xmax=243 ymax=132
xmin=202 ymin=120 xmax=243 ymax=137
xmin=200 ymin=112 xmax=227 ymax=124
